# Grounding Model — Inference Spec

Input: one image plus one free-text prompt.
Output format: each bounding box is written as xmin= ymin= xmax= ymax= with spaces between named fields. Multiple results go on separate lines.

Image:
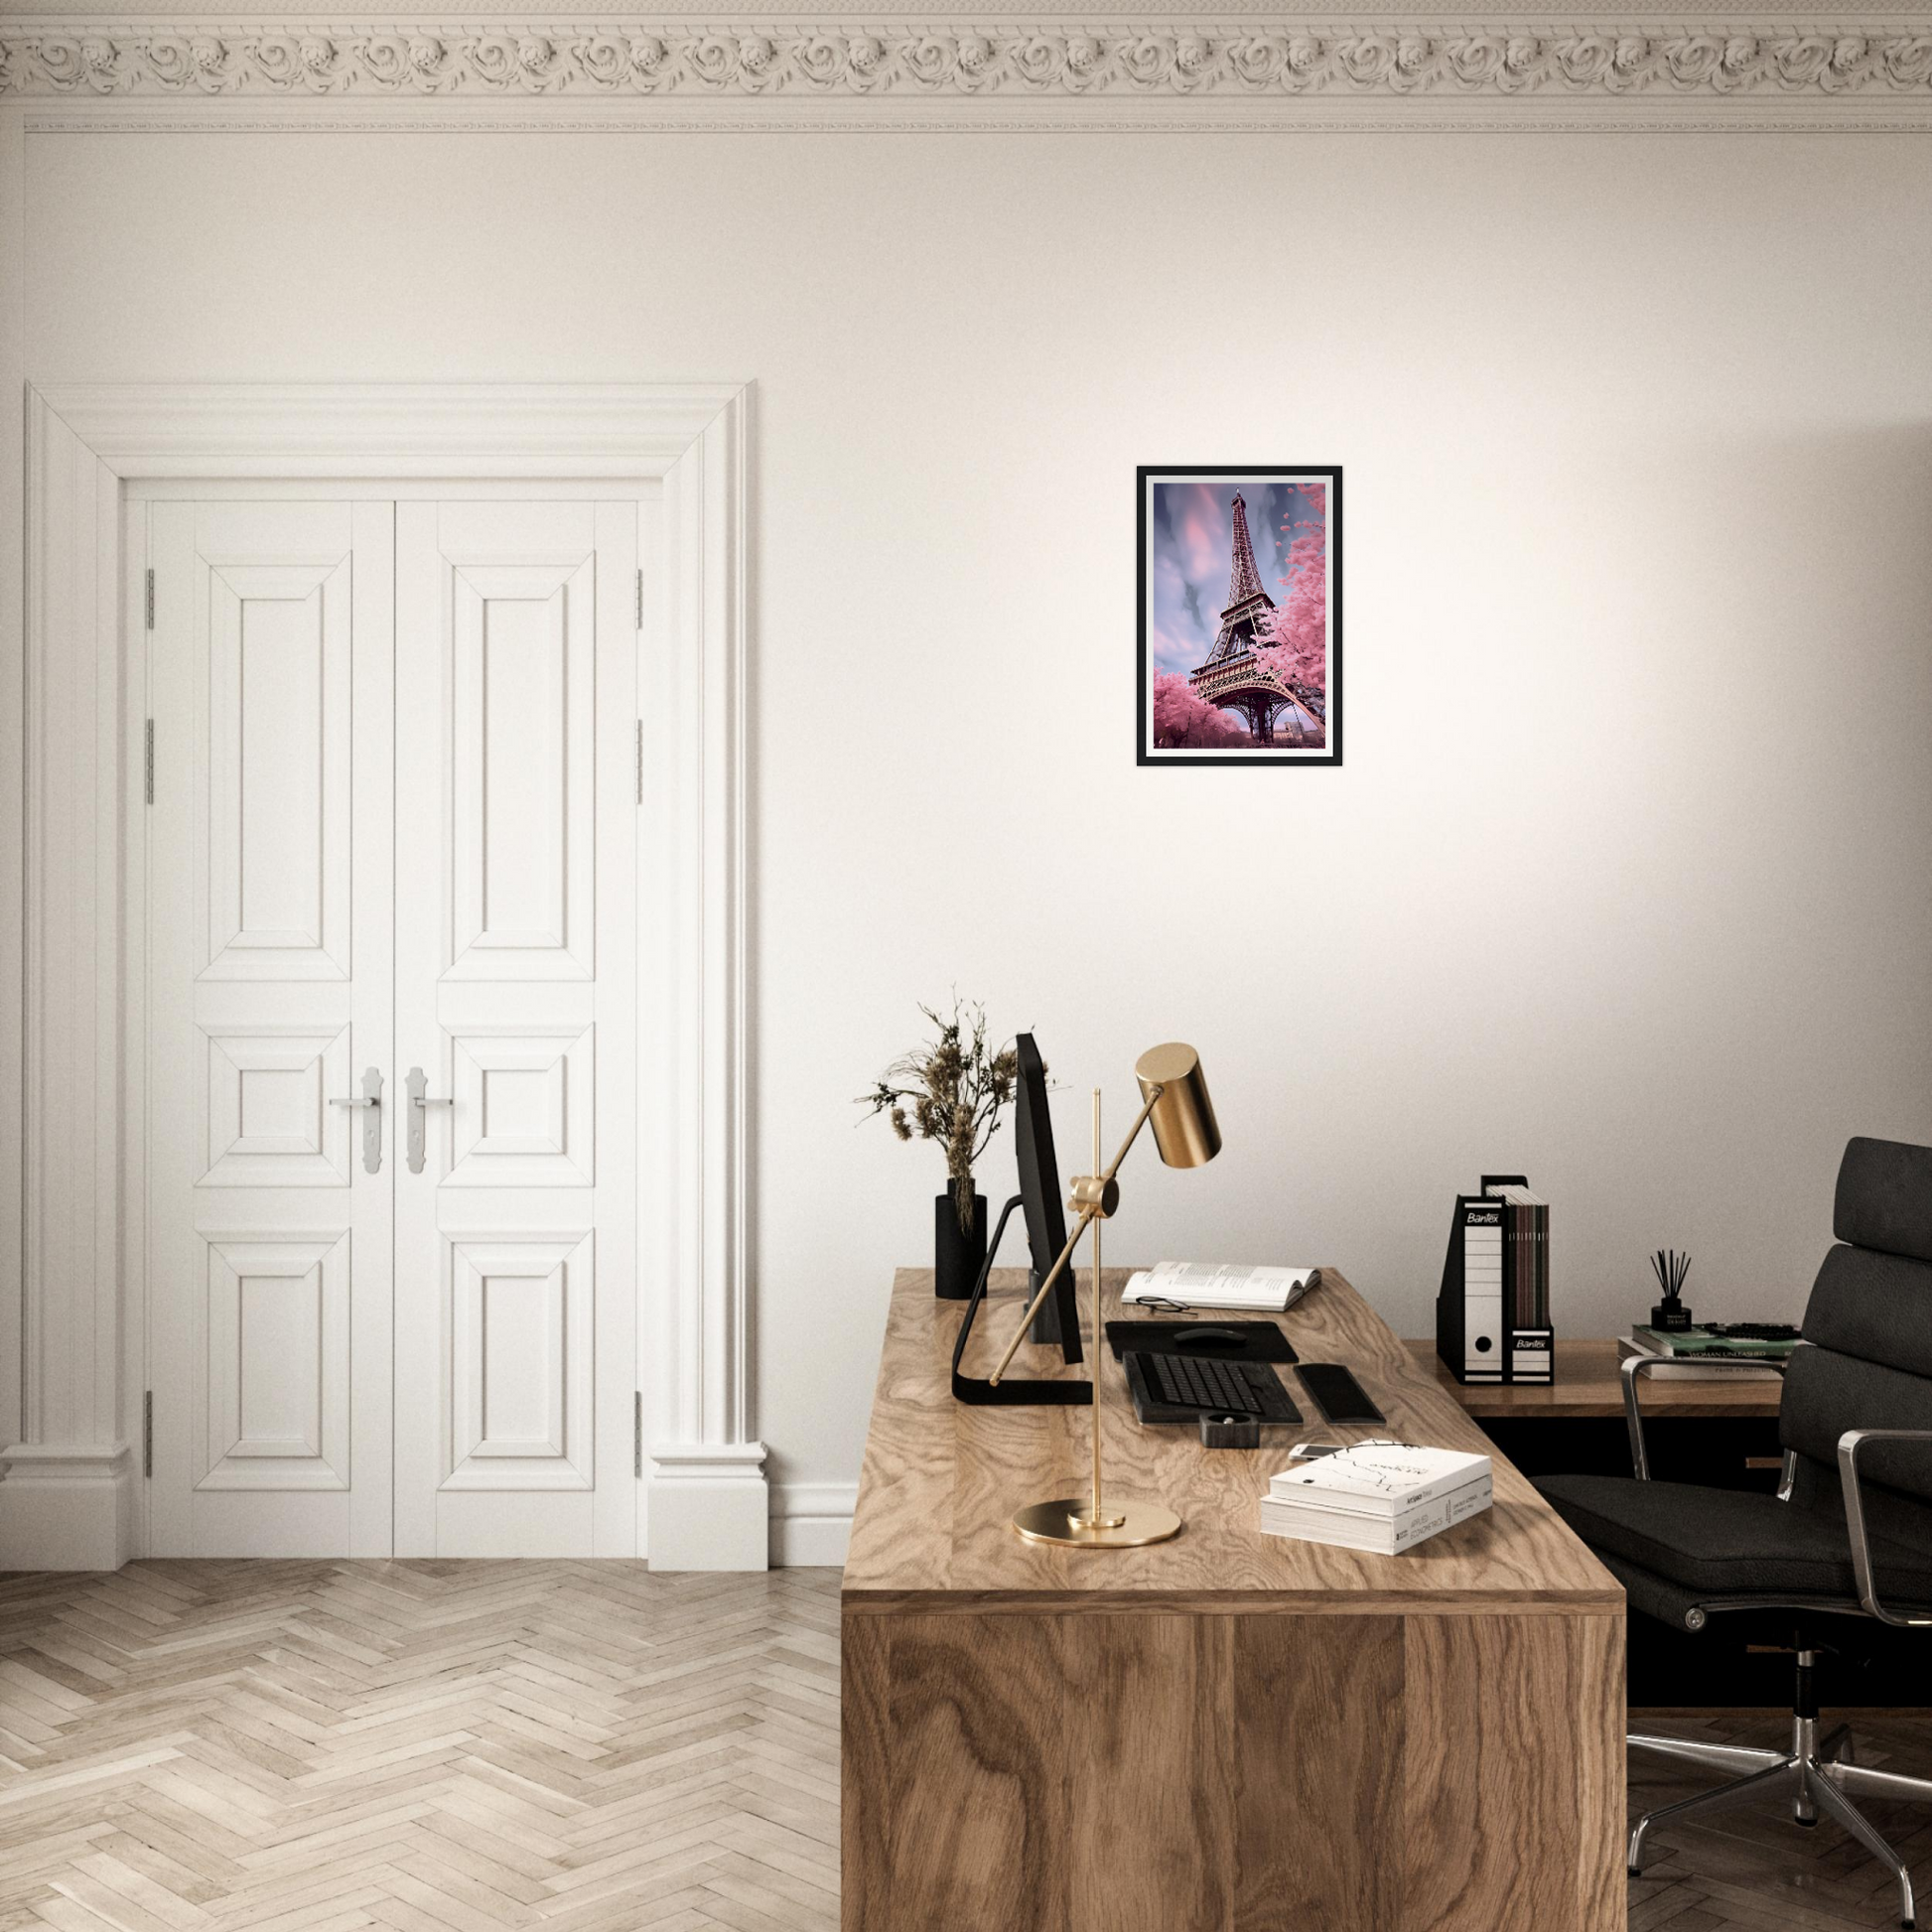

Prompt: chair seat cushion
xmin=1535 ymin=1473 xmax=1932 ymax=1601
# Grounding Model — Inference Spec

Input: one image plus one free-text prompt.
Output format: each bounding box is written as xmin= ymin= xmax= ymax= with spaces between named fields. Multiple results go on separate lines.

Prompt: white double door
xmin=147 ymin=495 xmax=638 ymax=1557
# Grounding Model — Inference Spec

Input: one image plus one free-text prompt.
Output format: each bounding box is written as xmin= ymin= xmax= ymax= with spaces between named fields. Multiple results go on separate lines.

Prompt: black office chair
xmin=1537 ymin=1136 xmax=1932 ymax=1930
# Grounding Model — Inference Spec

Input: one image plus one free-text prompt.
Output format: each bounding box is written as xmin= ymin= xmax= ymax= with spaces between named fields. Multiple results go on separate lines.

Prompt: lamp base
xmin=1012 ymin=1496 xmax=1182 ymax=1549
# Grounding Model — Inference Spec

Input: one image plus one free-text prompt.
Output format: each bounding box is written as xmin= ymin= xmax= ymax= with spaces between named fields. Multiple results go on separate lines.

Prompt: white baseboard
xmin=646 ymin=1441 xmax=769 ymax=1571
xmin=0 ymin=1443 xmax=136 ymax=1571
xmin=770 ymin=1481 xmax=855 ymax=1568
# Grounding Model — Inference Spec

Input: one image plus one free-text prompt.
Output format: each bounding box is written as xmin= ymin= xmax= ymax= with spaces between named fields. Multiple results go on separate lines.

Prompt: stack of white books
xmin=1259 ymin=1442 xmax=1493 ymax=1556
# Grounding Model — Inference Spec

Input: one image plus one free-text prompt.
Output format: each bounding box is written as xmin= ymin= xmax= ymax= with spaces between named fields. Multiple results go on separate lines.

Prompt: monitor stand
xmin=951 ymin=1195 xmax=1092 ymax=1407
xmin=1030 ymin=1269 xmax=1070 ymax=1346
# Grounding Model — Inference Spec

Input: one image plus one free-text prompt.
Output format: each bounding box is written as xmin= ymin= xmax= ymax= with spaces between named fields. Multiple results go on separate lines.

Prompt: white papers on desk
xmin=1258 ymin=1443 xmax=1493 ymax=1556
xmin=1120 ymin=1261 xmax=1318 ymax=1312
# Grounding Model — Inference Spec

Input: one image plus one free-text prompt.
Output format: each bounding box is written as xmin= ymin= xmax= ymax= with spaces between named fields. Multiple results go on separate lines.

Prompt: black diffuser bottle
xmin=1650 ymin=1248 xmax=1694 ymax=1331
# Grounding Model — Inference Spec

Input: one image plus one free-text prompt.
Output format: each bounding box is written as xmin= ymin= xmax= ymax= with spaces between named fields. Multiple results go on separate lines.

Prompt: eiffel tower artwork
xmin=1188 ymin=490 xmax=1314 ymax=748
xmin=1138 ymin=466 xmax=1342 ymax=768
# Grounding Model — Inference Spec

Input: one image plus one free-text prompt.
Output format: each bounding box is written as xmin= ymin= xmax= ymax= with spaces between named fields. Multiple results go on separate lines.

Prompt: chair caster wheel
xmin=1627 ymin=1868 xmax=1641 ymax=1878
xmin=1795 ymin=1816 xmax=1818 ymax=1829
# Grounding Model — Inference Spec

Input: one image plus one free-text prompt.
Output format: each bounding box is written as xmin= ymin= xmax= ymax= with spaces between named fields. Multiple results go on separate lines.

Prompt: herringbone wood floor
xmin=3 ymin=1562 xmax=1931 ymax=1930
xmin=0 ymin=1562 xmax=840 ymax=1932
xmin=1629 ymin=1706 xmax=1932 ymax=1931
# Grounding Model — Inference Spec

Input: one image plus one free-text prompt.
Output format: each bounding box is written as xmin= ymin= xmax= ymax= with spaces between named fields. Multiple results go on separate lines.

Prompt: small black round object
xmin=1175 ymin=1327 xmax=1246 ymax=1351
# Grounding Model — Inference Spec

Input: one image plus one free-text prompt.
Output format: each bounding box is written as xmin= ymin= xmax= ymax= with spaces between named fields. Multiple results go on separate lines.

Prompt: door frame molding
xmin=4 ymin=381 xmax=763 ymax=1570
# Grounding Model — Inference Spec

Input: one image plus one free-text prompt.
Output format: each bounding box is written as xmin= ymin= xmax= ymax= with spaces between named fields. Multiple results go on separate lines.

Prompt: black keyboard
xmin=1126 ymin=1350 xmax=1302 ymax=1423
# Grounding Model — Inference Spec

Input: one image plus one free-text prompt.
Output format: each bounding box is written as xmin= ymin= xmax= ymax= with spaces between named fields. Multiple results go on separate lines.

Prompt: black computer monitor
xmin=948 ymin=1033 xmax=1090 ymax=1405
xmin=1013 ymin=1033 xmax=1083 ymax=1364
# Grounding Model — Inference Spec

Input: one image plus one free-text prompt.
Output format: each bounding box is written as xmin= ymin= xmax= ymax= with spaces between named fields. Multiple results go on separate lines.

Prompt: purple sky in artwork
xmin=1147 ymin=478 xmax=1328 ymax=677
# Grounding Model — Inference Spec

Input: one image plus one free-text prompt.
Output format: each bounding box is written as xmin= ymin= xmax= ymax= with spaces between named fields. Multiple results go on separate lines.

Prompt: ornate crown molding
xmin=3 ymin=16 xmax=1931 ymax=118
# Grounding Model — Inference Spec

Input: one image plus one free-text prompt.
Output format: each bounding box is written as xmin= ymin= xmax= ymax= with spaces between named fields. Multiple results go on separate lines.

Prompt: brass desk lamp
xmin=987 ymin=1041 xmax=1221 ymax=1549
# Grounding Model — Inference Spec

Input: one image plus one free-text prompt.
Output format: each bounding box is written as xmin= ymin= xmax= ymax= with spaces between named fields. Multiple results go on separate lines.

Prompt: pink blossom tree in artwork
xmin=1151 ymin=672 xmax=1251 ymax=749
xmin=1256 ymin=482 xmax=1328 ymax=731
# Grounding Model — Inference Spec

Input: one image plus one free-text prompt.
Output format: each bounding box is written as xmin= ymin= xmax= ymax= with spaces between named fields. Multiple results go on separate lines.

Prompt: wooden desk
xmin=843 ymin=1269 xmax=1625 ymax=1932
xmin=1407 ymin=1336 xmax=1783 ymax=1419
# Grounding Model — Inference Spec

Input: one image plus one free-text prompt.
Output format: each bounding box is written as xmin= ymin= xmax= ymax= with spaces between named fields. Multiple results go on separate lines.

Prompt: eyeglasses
xmin=1134 ymin=1281 xmax=1318 ymax=1318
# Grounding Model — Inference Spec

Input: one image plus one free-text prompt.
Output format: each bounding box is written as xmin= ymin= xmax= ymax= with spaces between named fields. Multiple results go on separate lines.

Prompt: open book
xmin=1121 ymin=1261 xmax=1319 ymax=1313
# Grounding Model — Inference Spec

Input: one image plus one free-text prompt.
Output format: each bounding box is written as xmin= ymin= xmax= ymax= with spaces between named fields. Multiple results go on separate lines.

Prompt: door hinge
xmin=144 ymin=568 xmax=155 ymax=630
xmin=635 ymin=567 xmax=644 ymax=631
xmin=143 ymin=1391 xmax=153 ymax=1477
xmin=144 ymin=720 xmax=155 ymax=804
xmin=633 ymin=1393 xmax=643 ymax=1479
xmin=635 ymin=721 xmax=644 ymax=805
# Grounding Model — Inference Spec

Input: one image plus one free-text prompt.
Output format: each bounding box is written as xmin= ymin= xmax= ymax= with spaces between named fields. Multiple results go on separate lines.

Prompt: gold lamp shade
xmin=1134 ymin=1042 xmax=1221 ymax=1170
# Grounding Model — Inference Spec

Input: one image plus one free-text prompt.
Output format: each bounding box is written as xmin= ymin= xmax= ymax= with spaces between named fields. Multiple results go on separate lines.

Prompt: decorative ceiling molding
xmin=4 ymin=16 xmax=1932 ymax=121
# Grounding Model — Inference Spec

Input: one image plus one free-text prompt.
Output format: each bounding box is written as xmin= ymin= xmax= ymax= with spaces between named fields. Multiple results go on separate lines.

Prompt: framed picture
xmin=1138 ymin=466 xmax=1342 ymax=767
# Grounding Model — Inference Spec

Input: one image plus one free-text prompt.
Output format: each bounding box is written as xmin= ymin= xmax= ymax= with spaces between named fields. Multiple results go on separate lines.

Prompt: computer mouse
xmin=1175 ymin=1326 xmax=1247 ymax=1350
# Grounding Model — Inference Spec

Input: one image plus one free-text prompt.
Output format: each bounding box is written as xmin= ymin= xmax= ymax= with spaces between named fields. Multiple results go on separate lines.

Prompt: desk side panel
xmin=1402 ymin=1611 xmax=1625 ymax=1932
xmin=1234 ymin=1613 xmax=1405 ymax=1931
xmin=842 ymin=1602 xmax=1623 ymax=1932
xmin=1068 ymin=1613 xmax=1235 ymax=1932
xmin=840 ymin=1612 xmax=891 ymax=1932
xmin=848 ymin=1609 xmax=1072 ymax=1932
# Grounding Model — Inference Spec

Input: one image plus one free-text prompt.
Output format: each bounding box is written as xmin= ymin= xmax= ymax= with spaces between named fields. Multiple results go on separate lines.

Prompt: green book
xmin=1631 ymin=1325 xmax=1799 ymax=1360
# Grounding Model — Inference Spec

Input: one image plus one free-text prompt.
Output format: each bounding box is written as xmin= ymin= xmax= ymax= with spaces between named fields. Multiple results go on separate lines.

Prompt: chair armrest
xmin=1838 ymin=1429 xmax=1932 ymax=1627
xmin=1621 ymin=1351 xmax=1788 ymax=1481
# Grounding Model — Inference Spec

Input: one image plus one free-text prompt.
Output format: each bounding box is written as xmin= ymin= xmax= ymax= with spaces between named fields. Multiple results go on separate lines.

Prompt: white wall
xmin=23 ymin=127 xmax=1932 ymax=1538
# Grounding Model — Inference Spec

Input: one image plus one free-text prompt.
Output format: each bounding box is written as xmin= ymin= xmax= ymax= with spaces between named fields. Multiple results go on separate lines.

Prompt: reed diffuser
xmin=1649 ymin=1248 xmax=1694 ymax=1332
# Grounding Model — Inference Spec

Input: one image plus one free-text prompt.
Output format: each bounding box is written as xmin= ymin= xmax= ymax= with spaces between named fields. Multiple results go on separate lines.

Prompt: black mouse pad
xmin=1104 ymin=1319 xmax=1298 ymax=1364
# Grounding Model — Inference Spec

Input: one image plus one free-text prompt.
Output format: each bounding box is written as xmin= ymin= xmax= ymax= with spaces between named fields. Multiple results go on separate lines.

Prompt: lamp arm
xmin=1096 ymin=1085 xmax=1164 ymax=1187
xmin=986 ymin=1206 xmax=1096 ymax=1389
xmin=987 ymin=1085 xmax=1164 ymax=1387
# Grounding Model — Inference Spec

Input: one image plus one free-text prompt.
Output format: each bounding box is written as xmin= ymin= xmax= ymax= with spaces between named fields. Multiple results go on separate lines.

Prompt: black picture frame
xmin=1137 ymin=465 xmax=1342 ymax=768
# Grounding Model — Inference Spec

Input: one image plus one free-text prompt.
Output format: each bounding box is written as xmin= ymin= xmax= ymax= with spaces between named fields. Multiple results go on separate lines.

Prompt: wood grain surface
xmin=1401 ymin=1612 xmax=1625 ymax=1932
xmin=1232 ymin=1614 xmax=1403 ymax=1930
xmin=0 ymin=1558 xmax=1915 ymax=1932
xmin=0 ymin=1560 xmax=842 ymax=1932
xmin=1409 ymin=1337 xmax=1784 ymax=1419
xmin=841 ymin=1267 xmax=1626 ymax=1932
xmin=842 ymin=1606 xmax=1624 ymax=1932
xmin=843 ymin=1268 xmax=1621 ymax=1613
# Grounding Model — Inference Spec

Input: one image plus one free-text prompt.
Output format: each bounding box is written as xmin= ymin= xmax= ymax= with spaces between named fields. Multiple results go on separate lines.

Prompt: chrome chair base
xmin=1630 ymin=1713 xmax=1932 ymax=1928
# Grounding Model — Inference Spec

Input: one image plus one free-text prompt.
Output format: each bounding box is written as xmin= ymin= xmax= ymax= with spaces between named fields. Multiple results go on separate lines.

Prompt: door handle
xmin=329 ymin=1066 xmax=385 ymax=1174
xmin=405 ymin=1065 xmax=454 ymax=1175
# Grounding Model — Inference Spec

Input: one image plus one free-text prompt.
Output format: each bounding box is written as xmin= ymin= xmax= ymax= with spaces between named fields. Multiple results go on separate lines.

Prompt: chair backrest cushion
xmin=1836 ymin=1136 xmax=1932 ymax=1264
xmin=1782 ymin=1139 xmax=1932 ymax=1519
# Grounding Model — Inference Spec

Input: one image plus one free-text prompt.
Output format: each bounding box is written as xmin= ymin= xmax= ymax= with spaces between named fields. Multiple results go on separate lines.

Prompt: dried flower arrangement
xmin=860 ymin=998 xmax=1021 ymax=1232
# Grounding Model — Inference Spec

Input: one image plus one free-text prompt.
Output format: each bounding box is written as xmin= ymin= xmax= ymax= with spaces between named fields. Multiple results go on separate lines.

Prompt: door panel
xmin=393 ymin=501 xmax=636 ymax=1557
xmin=204 ymin=564 xmax=352 ymax=978
xmin=148 ymin=501 xmax=394 ymax=1557
xmin=449 ymin=563 xmax=595 ymax=979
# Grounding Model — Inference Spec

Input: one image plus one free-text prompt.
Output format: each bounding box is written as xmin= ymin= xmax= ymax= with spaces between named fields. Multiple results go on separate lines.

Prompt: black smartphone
xmin=1296 ymin=1363 xmax=1385 ymax=1426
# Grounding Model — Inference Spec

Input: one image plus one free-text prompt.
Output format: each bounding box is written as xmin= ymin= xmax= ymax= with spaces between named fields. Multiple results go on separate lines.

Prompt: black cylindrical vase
xmin=934 ymin=1183 xmax=988 ymax=1300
